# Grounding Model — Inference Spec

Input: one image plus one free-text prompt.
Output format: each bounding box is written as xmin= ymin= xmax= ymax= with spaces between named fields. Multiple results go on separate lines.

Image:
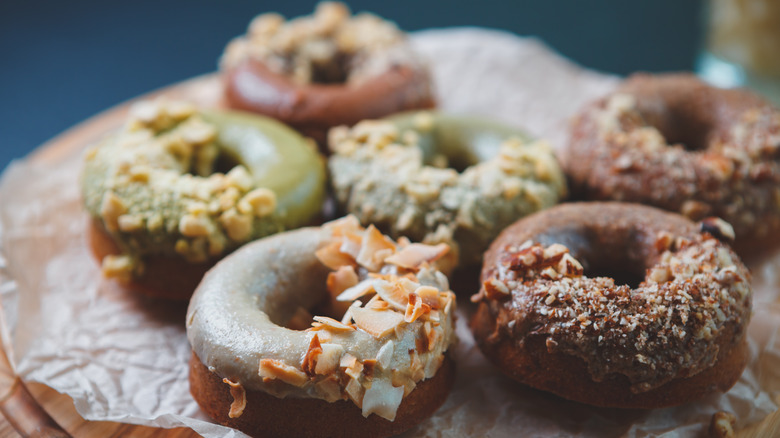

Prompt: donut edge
xmin=189 ymin=352 xmax=455 ymax=438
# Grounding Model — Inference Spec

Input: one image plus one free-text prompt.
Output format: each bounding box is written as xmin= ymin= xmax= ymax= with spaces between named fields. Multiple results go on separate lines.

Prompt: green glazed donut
xmin=328 ymin=111 xmax=567 ymax=267
xmin=82 ymin=100 xmax=325 ymax=298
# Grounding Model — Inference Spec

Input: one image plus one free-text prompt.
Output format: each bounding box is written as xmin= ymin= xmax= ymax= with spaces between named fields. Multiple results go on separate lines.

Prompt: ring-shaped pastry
xmin=187 ymin=216 xmax=457 ymax=437
xmin=471 ymin=202 xmax=752 ymax=408
xmin=82 ymin=100 xmax=326 ymax=299
xmin=328 ymin=111 xmax=567 ymax=266
xmin=221 ymin=2 xmax=435 ymax=145
xmin=565 ymin=73 xmax=780 ymax=255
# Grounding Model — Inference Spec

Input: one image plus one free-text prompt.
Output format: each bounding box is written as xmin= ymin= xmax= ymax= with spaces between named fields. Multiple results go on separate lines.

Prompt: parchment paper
xmin=1 ymin=28 xmax=779 ymax=437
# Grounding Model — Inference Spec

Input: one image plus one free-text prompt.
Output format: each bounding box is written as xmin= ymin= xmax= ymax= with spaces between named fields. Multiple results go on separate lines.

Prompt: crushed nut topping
xmin=81 ymin=99 xmax=282 ymax=279
xmin=475 ymin=235 xmax=752 ymax=393
xmin=569 ymin=84 xmax=780 ymax=243
xmin=709 ymin=411 xmax=737 ymax=438
xmin=329 ymin=116 xmax=567 ymax=266
xmin=222 ymin=2 xmax=416 ymax=85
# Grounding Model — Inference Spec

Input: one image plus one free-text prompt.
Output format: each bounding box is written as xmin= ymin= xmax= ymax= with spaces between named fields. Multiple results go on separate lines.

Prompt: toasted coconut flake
xmin=384 ymin=243 xmax=449 ymax=269
xmin=362 ymin=378 xmax=405 ymax=421
xmin=392 ymin=370 xmax=417 ymax=397
xmin=314 ymin=375 xmax=343 ymax=403
xmin=345 ymin=359 xmax=364 ymax=381
xmin=222 ymin=378 xmax=246 ymax=418
xmin=424 ymin=321 xmax=440 ymax=352
xmin=315 ymin=241 xmax=356 ymax=270
xmin=340 ymin=353 xmax=358 ymax=370
xmin=414 ymin=285 xmax=442 ymax=309
xmin=341 ymin=301 xmax=361 ymax=325
xmin=258 ymin=359 xmax=308 ymax=387
xmin=301 ymin=334 xmax=323 ymax=376
xmin=362 ymin=359 xmax=377 ymax=378
xmin=376 ymin=341 xmax=395 ymax=369
xmin=409 ymin=351 xmax=425 ymax=381
xmin=366 ymin=295 xmax=391 ymax=310
xmin=339 ymin=232 xmax=364 ymax=259
xmin=345 ymin=377 xmax=365 ymax=407
xmin=356 ymin=225 xmax=397 ymax=271
xmin=327 ymin=265 xmax=359 ymax=296
xmin=405 ymin=293 xmax=431 ymax=323
xmin=312 ymin=316 xmax=355 ymax=332
xmin=325 ymin=215 xmax=362 ymax=237
xmin=336 ymin=278 xmax=377 ymax=302
xmin=374 ymin=278 xmax=417 ymax=310
xmin=286 ymin=307 xmax=314 ymax=330
xmin=350 ymin=305 xmax=405 ymax=338
xmin=315 ymin=343 xmax=345 ymax=375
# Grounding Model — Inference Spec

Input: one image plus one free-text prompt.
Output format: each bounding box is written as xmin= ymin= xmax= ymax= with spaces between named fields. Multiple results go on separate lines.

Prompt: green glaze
xmin=202 ymin=110 xmax=325 ymax=230
xmin=82 ymin=107 xmax=325 ymax=271
xmin=389 ymin=112 xmax=532 ymax=170
xmin=329 ymin=111 xmax=566 ymax=266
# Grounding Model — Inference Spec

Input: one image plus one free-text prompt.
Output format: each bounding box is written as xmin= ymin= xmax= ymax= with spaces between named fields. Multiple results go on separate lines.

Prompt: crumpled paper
xmin=1 ymin=28 xmax=778 ymax=437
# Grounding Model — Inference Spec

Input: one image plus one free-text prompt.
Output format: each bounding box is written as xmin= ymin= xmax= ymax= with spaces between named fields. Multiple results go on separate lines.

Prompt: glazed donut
xmin=187 ymin=216 xmax=457 ymax=437
xmin=221 ymin=2 xmax=435 ymax=145
xmin=471 ymin=202 xmax=752 ymax=409
xmin=565 ymin=73 xmax=780 ymax=255
xmin=82 ymin=99 xmax=326 ymax=299
xmin=328 ymin=111 xmax=567 ymax=266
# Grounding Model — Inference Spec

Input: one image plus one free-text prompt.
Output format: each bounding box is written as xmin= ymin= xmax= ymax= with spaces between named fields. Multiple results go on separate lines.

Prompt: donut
xmin=187 ymin=216 xmax=457 ymax=437
xmin=81 ymin=99 xmax=326 ymax=300
xmin=471 ymin=202 xmax=752 ymax=409
xmin=221 ymin=2 xmax=435 ymax=145
xmin=328 ymin=111 xmax=567 ymax=266
xmin=565 ymin=73 xmax=780 ymax=255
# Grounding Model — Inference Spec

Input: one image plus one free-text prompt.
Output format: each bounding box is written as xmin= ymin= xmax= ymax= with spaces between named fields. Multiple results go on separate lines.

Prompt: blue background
xmin=0 ymin=0 xmax=703 ymax=171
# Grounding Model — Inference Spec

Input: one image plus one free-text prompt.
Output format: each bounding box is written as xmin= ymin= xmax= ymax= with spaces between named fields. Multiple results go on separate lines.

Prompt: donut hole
xmin=645 ymin=107 xmax=715 ymax=152
xmin=212 ymin=150 xmax=244 ymax=175
xmin=408 ymin=115 xmax=529 ymax=173
xmin=535 ymin=227 xmax=654 ymax=290
xmin=581 ymin=261 xmax=645 ymax=290
xmin=628 ymin=87 xmax=721 ymax=152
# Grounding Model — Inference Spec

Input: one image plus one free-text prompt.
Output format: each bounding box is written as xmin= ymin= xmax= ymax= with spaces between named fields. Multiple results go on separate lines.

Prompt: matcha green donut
xmin=82 ymin=100 xmax=325 ymax=293
xmin=328 ymin=111 xmax=567 ymax=266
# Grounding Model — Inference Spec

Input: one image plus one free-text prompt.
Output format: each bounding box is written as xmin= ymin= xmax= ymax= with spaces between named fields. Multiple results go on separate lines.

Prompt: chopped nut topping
xmin=101 ymin=255 xmax=136 ymax=283
xmin=709 ymin=411 xmax=736 ymax=438
xmin=700 ymin=217 xmax=736 ymax=242
xmin=476 ymin=234 xmax=752 ymax=393
xmin=82 ymin=99 xmax=284 ymax=274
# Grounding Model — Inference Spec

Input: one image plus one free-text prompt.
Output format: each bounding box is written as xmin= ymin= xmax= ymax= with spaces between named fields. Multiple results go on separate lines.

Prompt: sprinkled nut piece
xmin=565 ymin=73 xmax=780 ymax=254
xmin=221 ymin=1 xmax=407 ymax=85
xmin=329 ymin=113 xmax=567 ymax=266
xmin=709 ymin=411 xmax=736 ymax=438
xmin=472 ymin=203 xmax=752 ymax=408
xmin=82 ymin=98 xmax=319 ymax=291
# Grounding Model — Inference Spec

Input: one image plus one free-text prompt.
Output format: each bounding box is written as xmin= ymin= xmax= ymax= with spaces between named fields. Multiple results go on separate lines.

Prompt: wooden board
xmin=0 ymin=73 xmax=778 ymax=437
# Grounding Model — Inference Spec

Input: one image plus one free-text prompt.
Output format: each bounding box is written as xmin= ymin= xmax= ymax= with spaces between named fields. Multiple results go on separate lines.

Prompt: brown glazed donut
xmin=565 ymin=73 xmax=780 ymax=256
xmin=471 ymin=203 xmax=752 ymax=409
xmin=221 ymin=3 xmax=435 ymax=145
xmin=187 ymin=216 xmax=457 ymax=437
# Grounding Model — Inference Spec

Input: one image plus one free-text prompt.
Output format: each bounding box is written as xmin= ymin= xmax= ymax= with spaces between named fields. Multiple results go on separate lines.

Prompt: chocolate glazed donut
xmin=471 ymin=202 xmax=752 ymax=409
xmin=565 ymin=73 xmax=780 ymax=257
xmin=225 ymin=58 xmax=435 ymax=144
